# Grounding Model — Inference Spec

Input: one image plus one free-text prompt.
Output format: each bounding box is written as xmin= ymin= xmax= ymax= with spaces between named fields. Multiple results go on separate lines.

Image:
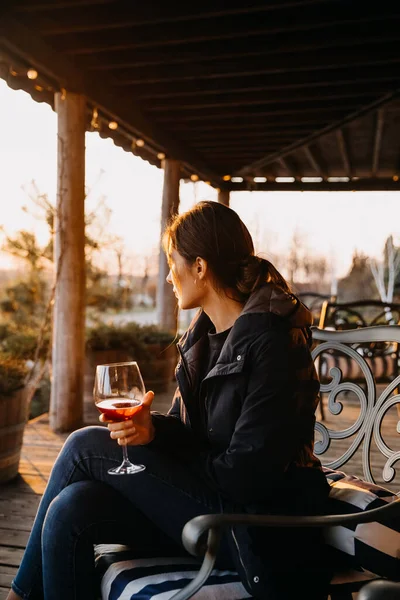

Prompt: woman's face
xmin=166 ymin=248 xmax=205 ymax=310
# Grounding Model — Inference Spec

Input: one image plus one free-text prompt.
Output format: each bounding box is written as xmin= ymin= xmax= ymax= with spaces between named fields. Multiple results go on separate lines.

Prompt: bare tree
xmin=370 ymin=236 xmax=400 ymax=303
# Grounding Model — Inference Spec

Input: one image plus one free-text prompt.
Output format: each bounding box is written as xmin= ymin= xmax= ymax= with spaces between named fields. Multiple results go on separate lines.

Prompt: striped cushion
xmin=323 ymin=467 xmax=400 ymax=580
xmin=95 ymin=547 xmax=251 ymax=600
xmin=95 ymin=469 xmax=400 ymax=599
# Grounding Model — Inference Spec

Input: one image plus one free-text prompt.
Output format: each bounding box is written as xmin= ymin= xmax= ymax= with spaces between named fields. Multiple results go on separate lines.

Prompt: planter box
xmin=0 ymin=387 xmax=29 ymax=484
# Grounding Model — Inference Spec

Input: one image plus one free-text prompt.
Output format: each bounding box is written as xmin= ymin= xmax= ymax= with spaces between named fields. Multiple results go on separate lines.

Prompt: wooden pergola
xmin=1 ymin=0 xmax=400 ymax=431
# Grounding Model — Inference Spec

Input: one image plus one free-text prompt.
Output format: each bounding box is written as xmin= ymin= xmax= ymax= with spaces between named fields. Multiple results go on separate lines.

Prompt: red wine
xmin=96 ymin=398 xmax=142 ymax=421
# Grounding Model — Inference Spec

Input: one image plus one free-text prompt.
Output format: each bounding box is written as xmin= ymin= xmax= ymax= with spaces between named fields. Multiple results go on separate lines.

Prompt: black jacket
xmin=151 ymin=283 xmax=331 ymax=598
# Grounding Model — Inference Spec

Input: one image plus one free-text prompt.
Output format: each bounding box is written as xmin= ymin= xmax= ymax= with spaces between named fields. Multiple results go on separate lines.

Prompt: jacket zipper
xmin=231 ymin=527 xmax=252 ymax=590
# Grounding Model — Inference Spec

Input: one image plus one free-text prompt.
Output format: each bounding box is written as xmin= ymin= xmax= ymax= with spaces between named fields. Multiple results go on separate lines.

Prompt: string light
xmin=205 ymin=181 xmax=211 ymax=185
xmin=108 ymin=120 xmax=118 ymax=130
xmin=34 ymin=84 xmax=43 ymax=91
xmin=60 ymin=88 xmax=67 ymax=100
xmin=136 ymin=139 xmax=145 ymax=147
xmin=393 ymin=175 xmax=399 ymax=182
xmin=157 ymin=152 xmax=166 ymax=160
xmin=222 ymin=175 xmax=231 ymax=181
xmin=27 ymin=68 xmax=38 ymax=80
xmin=190 ymin=174 xmax=199 ymax=181
xmin=10 ymin=68 xmax=18 ymax=76
xmin=90 ymin=107 xmax=100 ymax=130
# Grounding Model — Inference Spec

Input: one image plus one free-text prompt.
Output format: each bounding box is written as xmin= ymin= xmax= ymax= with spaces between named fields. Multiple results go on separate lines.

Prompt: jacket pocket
xmin=205 ymin=351 xmax=247 ymax=380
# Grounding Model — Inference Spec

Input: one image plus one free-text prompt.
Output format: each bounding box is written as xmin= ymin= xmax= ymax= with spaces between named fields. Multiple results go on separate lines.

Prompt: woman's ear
xmin=195 ymin=256 xmax=207 ymax=280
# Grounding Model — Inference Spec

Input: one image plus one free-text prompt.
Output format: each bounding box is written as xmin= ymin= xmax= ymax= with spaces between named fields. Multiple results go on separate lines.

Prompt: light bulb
xmin=190 ymin=174 xmax=199 ymax=181
xmin=27 ymin=68 xmax=38 ymax=80
xmin=136 ymin=139 xmax=145 ymax=147
xmin=222 ymin=175 xmax=231 ymax=181
xmin=108 ymin=121 xmax=118 ymax=130
xmin=157 ymin=152 xmax=166 ymax=160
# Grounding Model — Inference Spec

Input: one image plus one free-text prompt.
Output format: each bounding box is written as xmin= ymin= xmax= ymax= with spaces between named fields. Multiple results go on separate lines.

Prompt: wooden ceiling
xmin=1 ymin=0 xmax=400 ymax=191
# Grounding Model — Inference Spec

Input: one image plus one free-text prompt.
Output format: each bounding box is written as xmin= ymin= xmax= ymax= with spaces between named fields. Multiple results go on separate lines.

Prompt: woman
xmin=8 ymin=200 xmax=331 ymax=600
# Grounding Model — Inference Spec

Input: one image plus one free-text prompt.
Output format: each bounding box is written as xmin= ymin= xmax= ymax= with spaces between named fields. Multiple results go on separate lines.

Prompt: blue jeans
xmin=12 ymin=426 xmax=231 ymax=600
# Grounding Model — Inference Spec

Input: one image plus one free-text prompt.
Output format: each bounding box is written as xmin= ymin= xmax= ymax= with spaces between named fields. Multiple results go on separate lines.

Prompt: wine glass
xmin=94 ymin=361 xmax=146 ymax=475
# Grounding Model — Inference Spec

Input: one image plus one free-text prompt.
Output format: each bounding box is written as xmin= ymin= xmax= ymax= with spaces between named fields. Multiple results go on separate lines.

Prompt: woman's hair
xmin=162 ymin=200 xmax=290 ymax=300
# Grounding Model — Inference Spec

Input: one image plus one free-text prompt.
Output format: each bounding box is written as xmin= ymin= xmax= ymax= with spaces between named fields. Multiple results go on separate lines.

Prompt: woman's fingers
xmin=118 ymin=432 xmax=140 ymax=445
xmin=99 ymin=413 xmax=113 ymax=424
xmin=109 ymin=425 xmax=136 ymax=440
xmin=107 ymin=419 xmax=133 ymax=431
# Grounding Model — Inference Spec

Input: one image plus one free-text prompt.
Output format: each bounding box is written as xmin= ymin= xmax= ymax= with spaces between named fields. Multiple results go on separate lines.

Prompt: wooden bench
xmin=96 ymin=325 xmax=400 ymax=600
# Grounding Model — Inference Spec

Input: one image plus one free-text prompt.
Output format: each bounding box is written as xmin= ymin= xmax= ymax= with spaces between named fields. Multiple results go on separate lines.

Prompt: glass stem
xmin=122 ymin=443 xmax=130 ymax=463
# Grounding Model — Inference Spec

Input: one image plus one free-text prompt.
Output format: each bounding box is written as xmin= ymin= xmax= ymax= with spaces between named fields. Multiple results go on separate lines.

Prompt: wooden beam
xmin=371 ymin=108 xmax=385 ymax=177
xmin=50 ymin=91 xmax=86 ymax=433
xmin=278 ymin=156 xmax=301 ymax=180
xmin=336 ymin=129 xmax=351 ymax=177
xmin=189 ymin=132 xmax=307 ymax=142
xmin=137 ymin=80 xmax=393 ymax=102
xmin=226 ymin=179 xmax=400 ymax=192
xmin=84 ymin=37 xmax=400 ymax=71
xmin=14 ymin=0 xmax=114 ymax=11
xmin=145 ymin=91 xmax=380 ymax=113
xmin=238 ymin=87 xmax=400 ymax=176
xmin=115 ymin=73 xmax=399 ymax=105
xmin=30 ymin=1 xmax=336 ymax=32
xmin=51 ymin=7 xmax=391 ymax=55
xmin=173 ymin=121 xmax=326 ymax=132
xmin=0 ymin=16 xmax=221 ymax=186
xmin=303 ymin=145 xmax=327 ymax=178
xmin=192 ymin=140 xmax=296 ymax=150
xmin=112 ymin=62 xmax=399 ymax=88
xmin=155 ymin=105 xmax=354 ymax=124
xmin=157 ymin=159 xmax=180 ymax=333
xmin=218 ymin=190 xmax=230 ymax=207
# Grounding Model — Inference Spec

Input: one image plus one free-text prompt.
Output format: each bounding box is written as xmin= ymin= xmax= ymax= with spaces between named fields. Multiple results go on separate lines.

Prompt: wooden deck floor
xmin=0 ymin=389 xmax=399 ymax=599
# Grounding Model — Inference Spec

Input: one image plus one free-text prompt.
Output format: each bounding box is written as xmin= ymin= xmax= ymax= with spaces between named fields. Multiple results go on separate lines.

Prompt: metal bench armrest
xmin=167 ymin=498 xmax=400 ymax=600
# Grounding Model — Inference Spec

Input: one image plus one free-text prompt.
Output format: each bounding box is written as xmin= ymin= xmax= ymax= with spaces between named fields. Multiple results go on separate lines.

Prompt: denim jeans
xmin=12 ymin=426 xmax=231 ymax=600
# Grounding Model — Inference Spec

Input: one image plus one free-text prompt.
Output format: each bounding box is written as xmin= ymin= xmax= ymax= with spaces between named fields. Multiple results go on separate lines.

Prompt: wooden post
xmin=50 ymin=91 xmax=86 ymax=432
xmin=218 ymin=189 xmax=230 ymax=207
xmin=157 ymin=159 xmax=180 ymax=332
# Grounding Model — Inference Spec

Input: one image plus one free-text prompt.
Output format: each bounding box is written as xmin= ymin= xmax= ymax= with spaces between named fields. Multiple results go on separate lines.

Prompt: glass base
xmin=108 ymin=462 xmax=146 ymax=475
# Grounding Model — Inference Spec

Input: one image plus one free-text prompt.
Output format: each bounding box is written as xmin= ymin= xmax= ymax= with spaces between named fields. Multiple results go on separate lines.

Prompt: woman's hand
xmin=99 ymin=391 xmax=156 ymax=446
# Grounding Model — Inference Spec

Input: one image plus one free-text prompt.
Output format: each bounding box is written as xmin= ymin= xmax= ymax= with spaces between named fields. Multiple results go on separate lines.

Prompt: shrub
xmin=0 ymin=329 xmax=50 ymax=360
xmin=86 ymin=322 xmax=176 ymax=360
xmin=0 ymin=354 xmax=29 ymax=397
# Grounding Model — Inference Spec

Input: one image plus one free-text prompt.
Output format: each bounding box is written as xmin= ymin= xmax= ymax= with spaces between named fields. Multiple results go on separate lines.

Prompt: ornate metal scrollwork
xmin=311 ymin=327 xmax=400 ymax=485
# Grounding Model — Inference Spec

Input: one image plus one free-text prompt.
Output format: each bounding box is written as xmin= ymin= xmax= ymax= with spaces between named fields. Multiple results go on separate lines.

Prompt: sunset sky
xmin=1 ymin=79 xmax=399 ymax=283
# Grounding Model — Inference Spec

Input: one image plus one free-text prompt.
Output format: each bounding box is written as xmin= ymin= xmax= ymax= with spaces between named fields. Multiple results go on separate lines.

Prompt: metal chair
xmin=316 ymin=300 xmax=400 ymax=420
xmin=358 ymin=579 xmax=400 ymax=599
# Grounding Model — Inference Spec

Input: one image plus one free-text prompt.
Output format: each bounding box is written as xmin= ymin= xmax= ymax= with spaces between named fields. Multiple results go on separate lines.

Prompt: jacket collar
xmin=177 ymin=282 xmax=312 ymax=358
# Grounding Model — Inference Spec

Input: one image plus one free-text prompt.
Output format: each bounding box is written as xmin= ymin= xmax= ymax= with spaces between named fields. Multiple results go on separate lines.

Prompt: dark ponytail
xmin=236 ymin=255 xmax=291 ymax=296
